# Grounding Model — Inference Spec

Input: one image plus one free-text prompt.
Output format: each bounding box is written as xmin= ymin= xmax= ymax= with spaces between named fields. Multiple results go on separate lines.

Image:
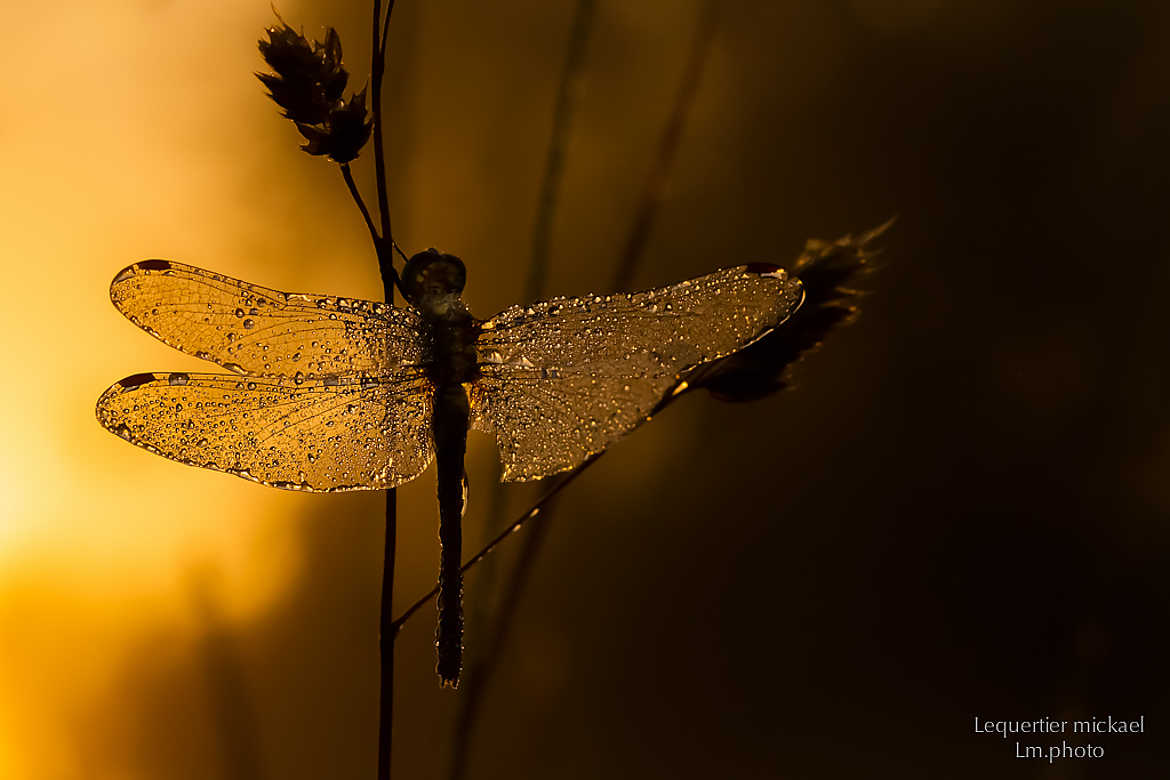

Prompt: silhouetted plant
xmin=258 ymin=22 xmax=372 ymax=163
xmin=694 ymin=221 xmax=891 ymax=401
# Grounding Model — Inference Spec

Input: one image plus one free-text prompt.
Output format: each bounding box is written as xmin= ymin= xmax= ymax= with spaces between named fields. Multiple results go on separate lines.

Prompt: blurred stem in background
xmin=390 ymin=225 xmax=889 ymax=637
xmin=448 ymin=3 xmax=719 ymax=777
xmin=453 ymin=1 xmax=598 ymax=777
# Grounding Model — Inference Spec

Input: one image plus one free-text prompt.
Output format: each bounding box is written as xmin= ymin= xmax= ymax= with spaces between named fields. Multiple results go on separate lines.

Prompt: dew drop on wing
xmin=168 ymin=372 xmax=190 ymax=386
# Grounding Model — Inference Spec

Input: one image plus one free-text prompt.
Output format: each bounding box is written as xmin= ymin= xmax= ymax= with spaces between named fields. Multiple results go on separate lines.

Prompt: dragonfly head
xmin=401 ymin=249 xmax=467 ymax=313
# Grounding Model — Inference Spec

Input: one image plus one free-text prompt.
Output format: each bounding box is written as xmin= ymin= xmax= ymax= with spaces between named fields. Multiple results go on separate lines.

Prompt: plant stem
xmin=610 ymin=0 xmax=719 ymax=294
xmin=371 ymin=3 xmax=399 ymax=780
xmin=377 ymin=488 xmax=396 ymax=780
xmin=522 ymin=0 xmax=597 ymax=305
xmin=393 ymin=211 xmax=887 ymax=635
xmin=372 ymin=0 xmax=396 ymax=273
xmin=391 ymin=454 xmax=601 ymax=634
xmin=379 ymin=0 xmax=395 ymax=59
xmin=341 ymin=163 xmax=380 ymax=250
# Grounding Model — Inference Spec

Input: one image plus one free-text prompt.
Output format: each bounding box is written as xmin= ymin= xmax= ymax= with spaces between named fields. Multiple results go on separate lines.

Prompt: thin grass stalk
xmin=392 ymin=336 xmax=734 ymax=634
xmin=372 ymin=0 xmax=397 ymax=264
xmin=610 ymin=0 xmax=719 ymax=294
xmin=342 ymin=163 xmax=381 ymax=249
xmin=523 ymin=0 xmax=597 ymax=304
xmin=392 ymin=454 xmax=602 ymax=634
xmin=370 ymin=3 xmax=399 ymax=779
xmin=391 ymin=216 xmax=889 ymax=632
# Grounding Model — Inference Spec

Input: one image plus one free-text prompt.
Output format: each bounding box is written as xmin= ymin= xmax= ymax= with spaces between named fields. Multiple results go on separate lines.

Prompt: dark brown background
xmin=4 ymin=1 xmax=1168 ymax=778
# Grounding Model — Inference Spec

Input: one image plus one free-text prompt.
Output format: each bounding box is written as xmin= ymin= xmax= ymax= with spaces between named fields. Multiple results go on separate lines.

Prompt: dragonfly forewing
xmin=109 ymin=260 xmax=428 ymax=377
xmin=470 ymin=264 xmax=804 ymax=481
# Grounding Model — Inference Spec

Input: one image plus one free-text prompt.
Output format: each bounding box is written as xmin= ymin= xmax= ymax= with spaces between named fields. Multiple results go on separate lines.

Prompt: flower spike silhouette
xmin=257 ymin=22 xmax=372 ymax=163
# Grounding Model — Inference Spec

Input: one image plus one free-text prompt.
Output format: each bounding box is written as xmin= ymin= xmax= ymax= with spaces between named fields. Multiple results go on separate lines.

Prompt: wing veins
xmin=251 ymin=378 xmax=429 ymax=446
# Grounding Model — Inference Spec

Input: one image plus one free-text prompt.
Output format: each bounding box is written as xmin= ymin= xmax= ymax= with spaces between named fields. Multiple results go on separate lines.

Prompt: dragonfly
xmin=96 ymin=249 xmax=805 ymax=686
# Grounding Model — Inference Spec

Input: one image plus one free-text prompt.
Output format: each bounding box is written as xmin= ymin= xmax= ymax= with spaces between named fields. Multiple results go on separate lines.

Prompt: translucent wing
xmin=109 ymin=260 xmax=427 ymax=376
xmin=471 ymin=264 xmax=804 ymax=481
xmin=96 ymin=370 xmax=434 ymax=492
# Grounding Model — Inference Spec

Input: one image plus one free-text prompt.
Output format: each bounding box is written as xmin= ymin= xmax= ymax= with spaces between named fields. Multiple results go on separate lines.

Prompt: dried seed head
xmin=304 ymin=88 xmax=373 ymax=164
xmin=692 ymin=220 xmax=892 ymax=403
xmin=257 ymin=21 xmax=371 ymax=163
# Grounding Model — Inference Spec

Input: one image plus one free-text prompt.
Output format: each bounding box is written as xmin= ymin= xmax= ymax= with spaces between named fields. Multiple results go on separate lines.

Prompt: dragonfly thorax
xmin=401 ymin=249 xmax=480 ymax=385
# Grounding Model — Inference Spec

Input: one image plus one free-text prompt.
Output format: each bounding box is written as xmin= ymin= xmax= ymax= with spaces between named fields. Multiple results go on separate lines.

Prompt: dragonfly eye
xmin=402 ymin=249 xmax=466 ymax=306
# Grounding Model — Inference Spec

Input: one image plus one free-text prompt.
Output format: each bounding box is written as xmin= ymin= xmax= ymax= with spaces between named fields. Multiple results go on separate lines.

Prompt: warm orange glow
xmin=0 ymin=4 xmax=382 ymax=777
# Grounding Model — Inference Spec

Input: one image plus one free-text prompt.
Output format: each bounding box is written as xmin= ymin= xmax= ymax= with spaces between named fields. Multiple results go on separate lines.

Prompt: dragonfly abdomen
xmin=433 ymin=382 xmax=469 ymax=687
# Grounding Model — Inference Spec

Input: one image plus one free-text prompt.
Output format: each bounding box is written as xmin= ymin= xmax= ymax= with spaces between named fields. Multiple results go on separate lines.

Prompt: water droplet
xmin=243 ymin=318 xmax=255 ymax=329
xmin=168 ymin=372 xmax=190 ymax=386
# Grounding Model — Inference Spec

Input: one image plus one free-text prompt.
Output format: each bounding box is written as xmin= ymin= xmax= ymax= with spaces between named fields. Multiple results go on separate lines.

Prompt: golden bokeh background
xmin=3 ymin=1 xmax=1168 ymax=778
